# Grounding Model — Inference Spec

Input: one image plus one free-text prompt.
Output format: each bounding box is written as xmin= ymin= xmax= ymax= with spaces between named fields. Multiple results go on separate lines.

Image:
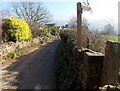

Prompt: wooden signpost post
xmin=77 ymin=2 xmax=91 ymax=50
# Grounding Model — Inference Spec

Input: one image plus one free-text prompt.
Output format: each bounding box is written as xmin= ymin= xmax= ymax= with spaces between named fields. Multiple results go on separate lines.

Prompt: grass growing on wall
xmin=1 ymin=46 xmax=30 ymax=62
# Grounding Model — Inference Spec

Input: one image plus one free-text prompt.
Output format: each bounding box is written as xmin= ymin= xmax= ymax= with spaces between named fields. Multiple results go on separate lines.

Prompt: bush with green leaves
xmin=39 ymin=25 xmax=59 ymax=36
xmin=50 ymin=25 xmax=59 ymax=35
xmin=2 ymin=17 xmax=32 ymax=42
xmin=43 ymin=27 xmax=51 ymax=34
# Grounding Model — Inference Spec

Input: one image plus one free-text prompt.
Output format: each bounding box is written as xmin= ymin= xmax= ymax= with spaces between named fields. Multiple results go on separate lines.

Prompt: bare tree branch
xmin=12 ymin=2 xmax=51 ymax=26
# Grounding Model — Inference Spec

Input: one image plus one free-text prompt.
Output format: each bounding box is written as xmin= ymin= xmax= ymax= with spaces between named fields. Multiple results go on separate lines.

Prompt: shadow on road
xmin=2 ymin=40 xmax=60 ymax=90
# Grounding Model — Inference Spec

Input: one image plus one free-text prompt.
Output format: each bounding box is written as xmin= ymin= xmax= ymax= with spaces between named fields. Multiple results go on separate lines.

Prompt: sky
xmin=1 ymin=0 xmax=119 ymax=31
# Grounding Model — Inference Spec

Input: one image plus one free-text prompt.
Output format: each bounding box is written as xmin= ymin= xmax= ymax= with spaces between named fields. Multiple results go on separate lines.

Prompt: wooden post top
xmin=77 ymin=2 xmax=91 ymax=11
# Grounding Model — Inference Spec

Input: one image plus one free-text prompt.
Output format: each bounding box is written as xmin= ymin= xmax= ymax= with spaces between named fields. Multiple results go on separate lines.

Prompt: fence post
xmin=101 ymin=41 xmax=120 ymax=86
xmin=77 ymin=2 xmax=82 ymax=50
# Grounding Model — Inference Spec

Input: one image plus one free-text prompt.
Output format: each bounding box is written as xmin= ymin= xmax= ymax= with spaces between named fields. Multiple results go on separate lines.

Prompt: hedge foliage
xmin=38 ymin=25 xmax=59 ymax=36
xmin=2 ymin=17 xmax=32 ymax=42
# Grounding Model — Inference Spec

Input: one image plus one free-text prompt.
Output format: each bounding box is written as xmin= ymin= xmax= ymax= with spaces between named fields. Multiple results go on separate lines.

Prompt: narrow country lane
xmin=1 ymin=40 xmax=60 ymax=90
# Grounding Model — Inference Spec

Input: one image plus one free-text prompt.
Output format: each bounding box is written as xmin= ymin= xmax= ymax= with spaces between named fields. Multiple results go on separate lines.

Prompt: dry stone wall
xmin=0 ymin=36 xmax=55 ymax=60
xmin=59 ymin=31 xmax=120 ymax=90
xmin=60 ymin=31 xmax=104 ymax=90
xmin=101 ymin=41 xmax=120 ymax=86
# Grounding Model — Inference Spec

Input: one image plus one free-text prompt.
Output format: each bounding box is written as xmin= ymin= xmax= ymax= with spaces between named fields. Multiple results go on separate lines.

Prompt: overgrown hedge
xmin=60 ymin=29 xmax=106 ymax=53
xmin=38 ymin=25 xmax=59 ymax=36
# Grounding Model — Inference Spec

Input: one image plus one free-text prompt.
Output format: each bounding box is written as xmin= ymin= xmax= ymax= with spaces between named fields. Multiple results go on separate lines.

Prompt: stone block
xmin=101 ymin=41 xmax=120 ymax=86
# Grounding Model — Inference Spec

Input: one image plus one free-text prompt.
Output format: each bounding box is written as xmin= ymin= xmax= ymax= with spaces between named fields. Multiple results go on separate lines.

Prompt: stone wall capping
xmin=85 ymin=52 xmax=104 ymax=57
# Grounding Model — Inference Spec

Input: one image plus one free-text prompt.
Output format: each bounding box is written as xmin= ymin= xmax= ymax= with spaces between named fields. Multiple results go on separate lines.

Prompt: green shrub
xmin=43 ymin=27 xmax=51 ymax=34
xmin=2 ymin=17 xmax=32 ymax=42
xmin=39 ymin=25 xmax=59 ymax=36
xmin=50 ymin=25 xmax=59 ymax=35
